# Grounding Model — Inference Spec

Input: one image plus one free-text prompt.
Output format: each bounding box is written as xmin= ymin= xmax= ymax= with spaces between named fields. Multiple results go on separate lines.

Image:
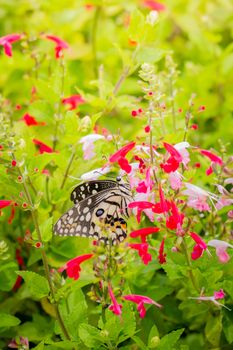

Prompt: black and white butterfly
xmin=53 ymin=176 xmax=133 ymax=244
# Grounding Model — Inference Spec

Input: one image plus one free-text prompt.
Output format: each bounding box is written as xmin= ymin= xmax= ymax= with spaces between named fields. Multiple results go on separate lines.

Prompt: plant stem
xmin=181 ymin=237 xmax=200 ymax=293
xmin=92 ymin=6 xmax=101 ymax=77
xmin=60 ymin=150 xmax=76 ymax=190
xmin=13 ymin=157 xmax=72 ymax=342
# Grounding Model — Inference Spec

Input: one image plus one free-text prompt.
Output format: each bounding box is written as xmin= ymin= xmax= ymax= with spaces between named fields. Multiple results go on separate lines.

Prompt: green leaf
xmin=223 ymin=311 xmax=233 ymax=344
xmin=0 ymin=261 xmax=18 ymax=291
xmin=31 ymin=341 xmax=44 ymax=350
xmin=128 ymin=9 xmax=145 ymax=43
xmin=132 ymin=336 xmax=148 ymax=350
xmin=148 ymin=325 xmax=160 ymax=348
xmin=157 ymin=329 xmax=185 ymax=350
xmin=78 ymin=323 xmax=103 ymax=348
xmin=16 ymin=271 xmax=49 ymax=299
xmin=136 ymin=47 xmax=166 ymax=64
xmin=0 ymin=313 xmax=21 ymax=328
xmin=32 ymin=217 xmax=53 ymax=242
xmin=205 ymin=314 xmax=222 ymax=347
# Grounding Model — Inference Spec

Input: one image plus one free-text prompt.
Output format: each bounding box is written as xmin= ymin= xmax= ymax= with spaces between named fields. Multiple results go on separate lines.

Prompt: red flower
xmin=129 ymin=243 xmax=152 ymax=265
xmin=143 ymin=0 xmax=166 ymax=12
xmin=128 ymin=201 xmax=154 ymax=223
xmin=200 ymin=149 xmax=223 ymax=176
xmin=33 ymin=139 xmax=54 ymax=154
xmin=158 ymin=239 xmax=166 ymax=264
xmin=190 ymin=232 xmax=207 ymax=260
xmin=130 ymin=227 xmax=159 ymax=243
xmin=0 ymin=33 xmax=22 ymax=57
xmin=0 ymin=200 xmax=12 ymax=209
xmin=108 ymin=285 xmax=122 ymax=316
xmin=21 ymin=113 xmax=46 ymax=126
xmin=45 ymin=35 xmax=69 ymax=59
xmin=123 ymin=294 xmax=162 ymax=318
xmin=160 ymin=142 xmax=182 ymax=173
xmin=62 ymin=94 xmax=85 ymax=110
xmin=166 ymin=201 xmax=184 ymax=231
xmin=109 ymin=141 xmax=135 ymax=173
xmin=58 ymin=254 xmax=93 ymax=280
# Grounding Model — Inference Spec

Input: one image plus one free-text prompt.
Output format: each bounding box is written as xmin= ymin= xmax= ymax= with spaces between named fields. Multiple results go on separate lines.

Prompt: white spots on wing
xmin=72 ymin=192 xmax=76 ymax=198
xmin=76 ymin=224 xmax=81 ymax=231
xmin=64 ymin=229 xmax=68 ymax=234
xmin=119 ymin=235 xmax=124 ymax=242
xmin=70 ymin=228 xmax=75 ymax=233
xmin=95 ymin=183 xmax=99 ymax=189
xmin=80 ymin=186 xmax=85 ymax=191
xmin=68 ymin=209 xmax=73 ymax=216
xmin=86 ymin=212 xmax=91 ymax=221
xmin=69 ymin=218 xmax=74 ymax=224
xmin=87 ymin=198 xmax=92 ymax=205
xmin=83 ymin=226 xmax=87 ymax=233
xmin=83 ymin=207 xmax=89 ymax=214
xmin=59 ymin=228 xmax=63 ymax=233
xmin=57 ymin=220 xmax=61 ymax=229
xmin=82 ymin=194 xmax=86 ymax=199
xmin=80 ymin=215 xmax=85 ymax=221
xmin=92 ymin=189 xmax=97 ymax=195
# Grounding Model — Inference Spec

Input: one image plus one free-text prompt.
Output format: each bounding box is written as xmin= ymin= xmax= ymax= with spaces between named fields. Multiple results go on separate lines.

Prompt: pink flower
xmin=58 ymin=254 xmax=93 ymax=280
xmin=8 ymin=336 xmax=29 ymax=349
xmin=208 ymin=239 xmax=233 ymax=264
xmin=21 ymin=113 xmax=46 ymax=126
xmin=33 ymin=139 xmax=54 ymax=154
xmin=143 ymin=0 xmax=166 ymax=12
xmin=158 ymin=238 xmax=166 ymax=264
xmin=174 ymin=142 xmax=190 ymax=167
xmin=45 ymin=34 xmax=69 ymax=59
xmin=108 ymin=285 xmax=122 ymax=316
xmin=123 ymin=294 xmax=162 ymax=318
xmin=190 ymin=232 xmax=207 ymax=260
xmin=136 ymin=168 xmax=154 ymax=193
xmin=200 ymin=149 xmax=223 ymax=176
xmin=109 ymin=141 xmax=135 ymax=174
xmin=182 ymin=183 xmax=217 ymax=212
xmin=189 ymin=289 xmax=231 ymax=310
xmin=130 ymin=226 xmax=160 ymax=243
xmin=62 ymin=94 xmax=85 ymax=110
xmin=79 ymin=134 xmax=104 ymax=160
xmin=0 ymin=200 xmax=12 ymax=209
xmin=129 ymin=243 xmax=152 ymax=265
xmin=166 ymin=201 xmax=184 ymax=231
xmin=168 ymin=171 xmax=183 ymax=190
xmin=0 ymin=33 xmax=22 ymax=57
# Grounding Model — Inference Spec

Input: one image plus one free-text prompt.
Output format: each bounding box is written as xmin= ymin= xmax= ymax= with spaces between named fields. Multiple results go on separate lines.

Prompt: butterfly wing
xmin=70 ymin=180 xmax=118 ymax=204
xmin=54 ymin=187 xmax=132 ymax=243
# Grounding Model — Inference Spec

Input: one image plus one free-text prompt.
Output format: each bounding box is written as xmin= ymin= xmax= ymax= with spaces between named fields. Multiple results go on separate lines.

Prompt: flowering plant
xmin=0 ymin=1 xmax=232 ymax=349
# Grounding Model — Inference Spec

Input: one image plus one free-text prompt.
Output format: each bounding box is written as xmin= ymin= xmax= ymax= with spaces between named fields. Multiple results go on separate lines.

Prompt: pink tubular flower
xmin=182 ymin=183 xmax=217 ymax=212
xmin=166 ymin=201 xmax=184 ymax=231
xmin=21 ymin=113 xmax=46 ymax=126
xmin=136 ymin=168 xmax=154 ymax=193
xmin=58 ymin=254 xmax=93 ymax=280
xmin=123 ymin=294 xmax=162 ymax=318
xmin=108 ymin=285 xmax=122 ymax=316
xmin=143 ymin=0 xmax=166 ymax=11
xmin=0 ymin=33 xmax=22 ymax=57
xmin=62 ymin=94 xmax=85 ymax=110
xmin=79 ymin=134 xmax=104 ymax=160
xmin=168 ymin=171 xmax=183 ymax=190
xmin=130 ymin=227 xmax=160 ymax=243
xmin=8 ymin=336 xmax=29 ymax=349
xmin=109 ymin=141 xmax=135 ymax=174
xmin=45 ymin=34 xmax=69 ymax=59
xmin=129 ymin=243 xmax=152 ymax=265
xmin=33 ymin=139 xmax=54 ymax=154
xmin=208 ymin=239 xmax=233 ymax=264
xmin=189 ymin=289 xmax=231 ymax=311
xmin=160 ymin=142 xmax=182 ymax=173
xmin=200 ymin=149 xmax=223 ymax=176
xmin=158 ymin=239 xmax=166 ymax=264
xmin=190 ymin=232 xmax=207 ymax=260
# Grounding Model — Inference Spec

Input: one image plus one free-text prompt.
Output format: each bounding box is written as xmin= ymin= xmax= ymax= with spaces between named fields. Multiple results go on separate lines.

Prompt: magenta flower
xmin=158 ymin=238 xmax=166 ymax=264
xmin=108 ymin=285 xmax=122 ymax=316
xmin=123 ymin=294 xmax=162 ymax=318
xmin=33 ymin=139 xmax=54 ymax=154
xmin=136 ymin=168 xmax=154 ymax=193
xmin=160 ymin=142 xmax=183 ymax=173
xmin=128 ymin=201 xmax=155 ymax=223
xmin=189 ymin=289 xmax=231 ymax=310
xmin=58 ymin=254 xmax=93 ymax=280
xmin=8 ymin=336 xmax=29 ymax=349
xmin=0 ymin=200 xmax=12 ymax=209
xmin=109 ymin=141 xmax=135 ymax=174
xmin=130 ymin=226 xmax=160 ymax=243
xmin=208 ymin=239 xmax=233 ymax=263
xmin=0 ymin=33 xmax=22 ymax=57
xmin=21 ymin=113 xmax=46 ymax=126
xmin=190 ymin=232 xmax=207 ymax=260
xmin=62 ymin=94 xmax=85 ymax=110
xmin=45 ymin=34 xmax=69 ymax=59
xmin=200 ymin=149 xmax=223 ymax=176
xmin=129 ymin=242 xmax=152 ymax=265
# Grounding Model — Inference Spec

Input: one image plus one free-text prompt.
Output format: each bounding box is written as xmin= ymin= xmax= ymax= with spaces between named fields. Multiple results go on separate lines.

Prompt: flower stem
xmin=53 ymin=59 xmax=65 ymax=151
xmin=91 ymin=5 xmax=101 ymax=77
xmin=60 ymin=149 xmax=76 ymax=190
xmin=181 ymin=237 xmax=200 ymax=293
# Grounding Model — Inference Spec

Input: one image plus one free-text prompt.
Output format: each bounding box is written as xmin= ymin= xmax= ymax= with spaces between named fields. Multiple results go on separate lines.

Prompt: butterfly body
xmin=54 ymin=178 xmax=133 ymax=244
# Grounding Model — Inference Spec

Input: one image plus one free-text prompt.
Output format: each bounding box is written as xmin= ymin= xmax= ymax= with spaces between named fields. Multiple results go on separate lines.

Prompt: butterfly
xmin=53 ymin=176 xmax=133 ymax=244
